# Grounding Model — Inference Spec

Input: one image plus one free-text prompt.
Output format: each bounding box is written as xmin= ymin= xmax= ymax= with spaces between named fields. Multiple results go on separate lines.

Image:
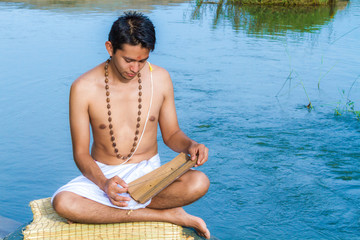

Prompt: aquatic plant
xmin=335 ymin=97 xmax=360 ymax=120
xmin=318 ymin=25 xmax=360 ymax=89
xmin=334 ymin=76 xmax=360 ymax=120
xmin=300 ymin=80 xmax=313 ymax=110
xmin=275 ymin=70 xmax=315 ymax=111
xmin=276 ymin=43 xmax=314 ymax=110
xmin=317 ymin=57 xmax=338 ymax=90
xmin=276 ymin=55 xmax=359 ymax=118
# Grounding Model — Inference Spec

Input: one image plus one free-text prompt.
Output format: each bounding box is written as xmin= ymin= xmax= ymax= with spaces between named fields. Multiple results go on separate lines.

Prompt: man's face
xmin=110 ymin=43 xmax=150 ymax=81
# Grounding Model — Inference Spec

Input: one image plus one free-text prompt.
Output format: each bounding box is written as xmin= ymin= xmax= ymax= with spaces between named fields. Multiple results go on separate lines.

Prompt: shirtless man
xmin=52 ymin=11 xmax=210 ymax=239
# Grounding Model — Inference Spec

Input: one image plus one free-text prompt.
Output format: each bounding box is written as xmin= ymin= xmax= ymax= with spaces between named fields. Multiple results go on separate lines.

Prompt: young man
xmin=52 ymin=12 xmax=210 ymax=239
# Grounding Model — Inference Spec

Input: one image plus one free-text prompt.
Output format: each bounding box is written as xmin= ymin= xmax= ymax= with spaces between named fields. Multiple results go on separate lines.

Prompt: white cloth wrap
xmin=52 ymin=154 xmax=161 ymax=210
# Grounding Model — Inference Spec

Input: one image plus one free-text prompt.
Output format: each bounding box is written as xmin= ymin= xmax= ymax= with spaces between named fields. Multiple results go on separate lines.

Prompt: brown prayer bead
xmin=104 ymin=59 xmax=144 ymax=162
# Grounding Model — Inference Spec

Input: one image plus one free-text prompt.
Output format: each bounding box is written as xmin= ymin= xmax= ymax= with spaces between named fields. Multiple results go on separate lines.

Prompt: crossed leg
xmin=52 ymin=170 xmax=210 ymax=239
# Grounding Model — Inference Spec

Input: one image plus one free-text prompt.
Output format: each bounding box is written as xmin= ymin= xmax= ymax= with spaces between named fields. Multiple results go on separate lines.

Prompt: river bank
xmin=198 ymin=0 xmax=348 ymax=6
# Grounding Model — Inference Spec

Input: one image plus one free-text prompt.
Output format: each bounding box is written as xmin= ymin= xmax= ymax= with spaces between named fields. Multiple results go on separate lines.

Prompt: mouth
xmin=127 ymin=73 xmax=136 ymax=78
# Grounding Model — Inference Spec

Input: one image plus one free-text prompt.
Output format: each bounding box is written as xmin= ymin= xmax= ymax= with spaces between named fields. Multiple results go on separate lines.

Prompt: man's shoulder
xmin=71 ymin=63 xmax=103 ymax=92
xmin=150 ymin=63 xmax=171 ymax=82
xmin=149 ymin=64 xmax=174 ymax=96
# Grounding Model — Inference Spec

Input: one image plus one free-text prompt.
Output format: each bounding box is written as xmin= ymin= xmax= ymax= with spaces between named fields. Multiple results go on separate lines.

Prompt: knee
xmin=185 ymin=170 xmax=210 ymax=197
xmin=52 ymin=191 xmax=79 ymax=218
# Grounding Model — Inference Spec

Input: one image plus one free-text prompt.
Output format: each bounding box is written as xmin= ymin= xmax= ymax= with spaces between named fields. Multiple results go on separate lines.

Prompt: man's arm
xmin=69 ymin=79 xmax=130 ymax=207
xmin=158 ymin=70 xmax=208 ymax=166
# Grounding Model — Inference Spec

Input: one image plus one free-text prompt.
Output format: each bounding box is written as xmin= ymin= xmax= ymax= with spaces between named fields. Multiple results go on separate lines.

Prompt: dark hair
xmin=108 ymin=11 xmax=156 ymax=53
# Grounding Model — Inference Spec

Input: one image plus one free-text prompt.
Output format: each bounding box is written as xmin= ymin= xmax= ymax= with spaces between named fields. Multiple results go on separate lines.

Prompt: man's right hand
xmin=103 ymin=176 xmax=131 ymax=207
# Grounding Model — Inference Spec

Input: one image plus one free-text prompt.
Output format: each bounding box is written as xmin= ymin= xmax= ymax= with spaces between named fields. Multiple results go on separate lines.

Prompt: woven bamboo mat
xmin=23 ymin=198 xmax=202 ymax=240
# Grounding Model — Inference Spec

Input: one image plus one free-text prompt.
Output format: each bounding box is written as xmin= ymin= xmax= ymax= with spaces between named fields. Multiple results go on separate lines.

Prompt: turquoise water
xmin=1 ymin=0 xmax=360 ymax=239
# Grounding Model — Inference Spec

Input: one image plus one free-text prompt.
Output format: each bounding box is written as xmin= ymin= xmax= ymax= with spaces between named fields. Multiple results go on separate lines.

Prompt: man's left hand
xmin=188 ymin=142 xmax=209 ymax=167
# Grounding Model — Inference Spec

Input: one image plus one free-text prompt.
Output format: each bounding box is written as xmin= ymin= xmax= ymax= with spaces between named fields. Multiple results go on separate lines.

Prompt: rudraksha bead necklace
xmin=104 ymin=59 xmax=142 ymax=161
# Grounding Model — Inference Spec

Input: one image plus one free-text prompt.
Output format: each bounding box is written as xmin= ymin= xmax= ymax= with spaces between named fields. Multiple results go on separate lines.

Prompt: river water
xmin=0 ymin=0 xmax=359 ymax=239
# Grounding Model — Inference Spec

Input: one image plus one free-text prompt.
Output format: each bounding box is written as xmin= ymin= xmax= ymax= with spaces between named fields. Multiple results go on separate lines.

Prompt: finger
xmin=188 ymin=147 xmax=198 ymax=161
xmin=112 ymin=194 xmax=131 ymax=202
xmin=113 ymin=186 xmax=129 ymax=194
xmin=193 ymin=145 xmax=203 ymax=165
xmin=197 ymin=146 xmax=208 ymax=166
xmin=201 ymin=146 xmax=209 ymax=165
xmin=113 ymin=176 xmax=128 ymax=188
xmin=110 ymin=198 xmax=129 ymax=207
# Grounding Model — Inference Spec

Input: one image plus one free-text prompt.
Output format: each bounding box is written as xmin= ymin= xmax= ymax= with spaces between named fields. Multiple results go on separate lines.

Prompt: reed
xmin=335 ymin=76 xmax=360 ymax=120
xmin=317 ymin=58 xmax=338 ymax=90
xmin=276 ymin=43 xmax=314 ymax=110
xmin=318 ymin=25 xmax=360 ymax=89
xmin=300 ymin=80 xmax=313 ymax=110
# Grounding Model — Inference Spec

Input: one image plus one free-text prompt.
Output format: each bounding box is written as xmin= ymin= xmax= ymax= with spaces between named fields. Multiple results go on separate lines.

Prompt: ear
xmin=105 ymin=41 xmax=113 ymax=57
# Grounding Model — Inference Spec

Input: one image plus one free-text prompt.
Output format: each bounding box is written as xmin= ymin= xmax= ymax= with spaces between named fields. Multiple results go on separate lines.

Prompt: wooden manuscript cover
xmin=128 ymin=153 xmax=196 ymax=204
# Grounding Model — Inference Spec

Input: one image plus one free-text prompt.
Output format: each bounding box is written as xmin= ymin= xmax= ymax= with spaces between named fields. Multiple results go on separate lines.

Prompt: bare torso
xmin=76 ymin=62 xmax=166 ymax=165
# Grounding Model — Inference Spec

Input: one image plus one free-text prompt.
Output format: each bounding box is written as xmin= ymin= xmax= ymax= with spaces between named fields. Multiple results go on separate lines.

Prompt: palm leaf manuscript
xmin=128 ymin=153 xmax=196 ymax=204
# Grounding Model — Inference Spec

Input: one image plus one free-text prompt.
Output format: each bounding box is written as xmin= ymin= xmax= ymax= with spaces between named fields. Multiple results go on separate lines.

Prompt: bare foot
xmin=166 ymin=207 xmax=210 ymax=239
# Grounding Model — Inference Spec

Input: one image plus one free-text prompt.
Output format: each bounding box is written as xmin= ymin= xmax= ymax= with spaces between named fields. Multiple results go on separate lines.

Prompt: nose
xmin=130 ymin=62 xmax=140 ymax=73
